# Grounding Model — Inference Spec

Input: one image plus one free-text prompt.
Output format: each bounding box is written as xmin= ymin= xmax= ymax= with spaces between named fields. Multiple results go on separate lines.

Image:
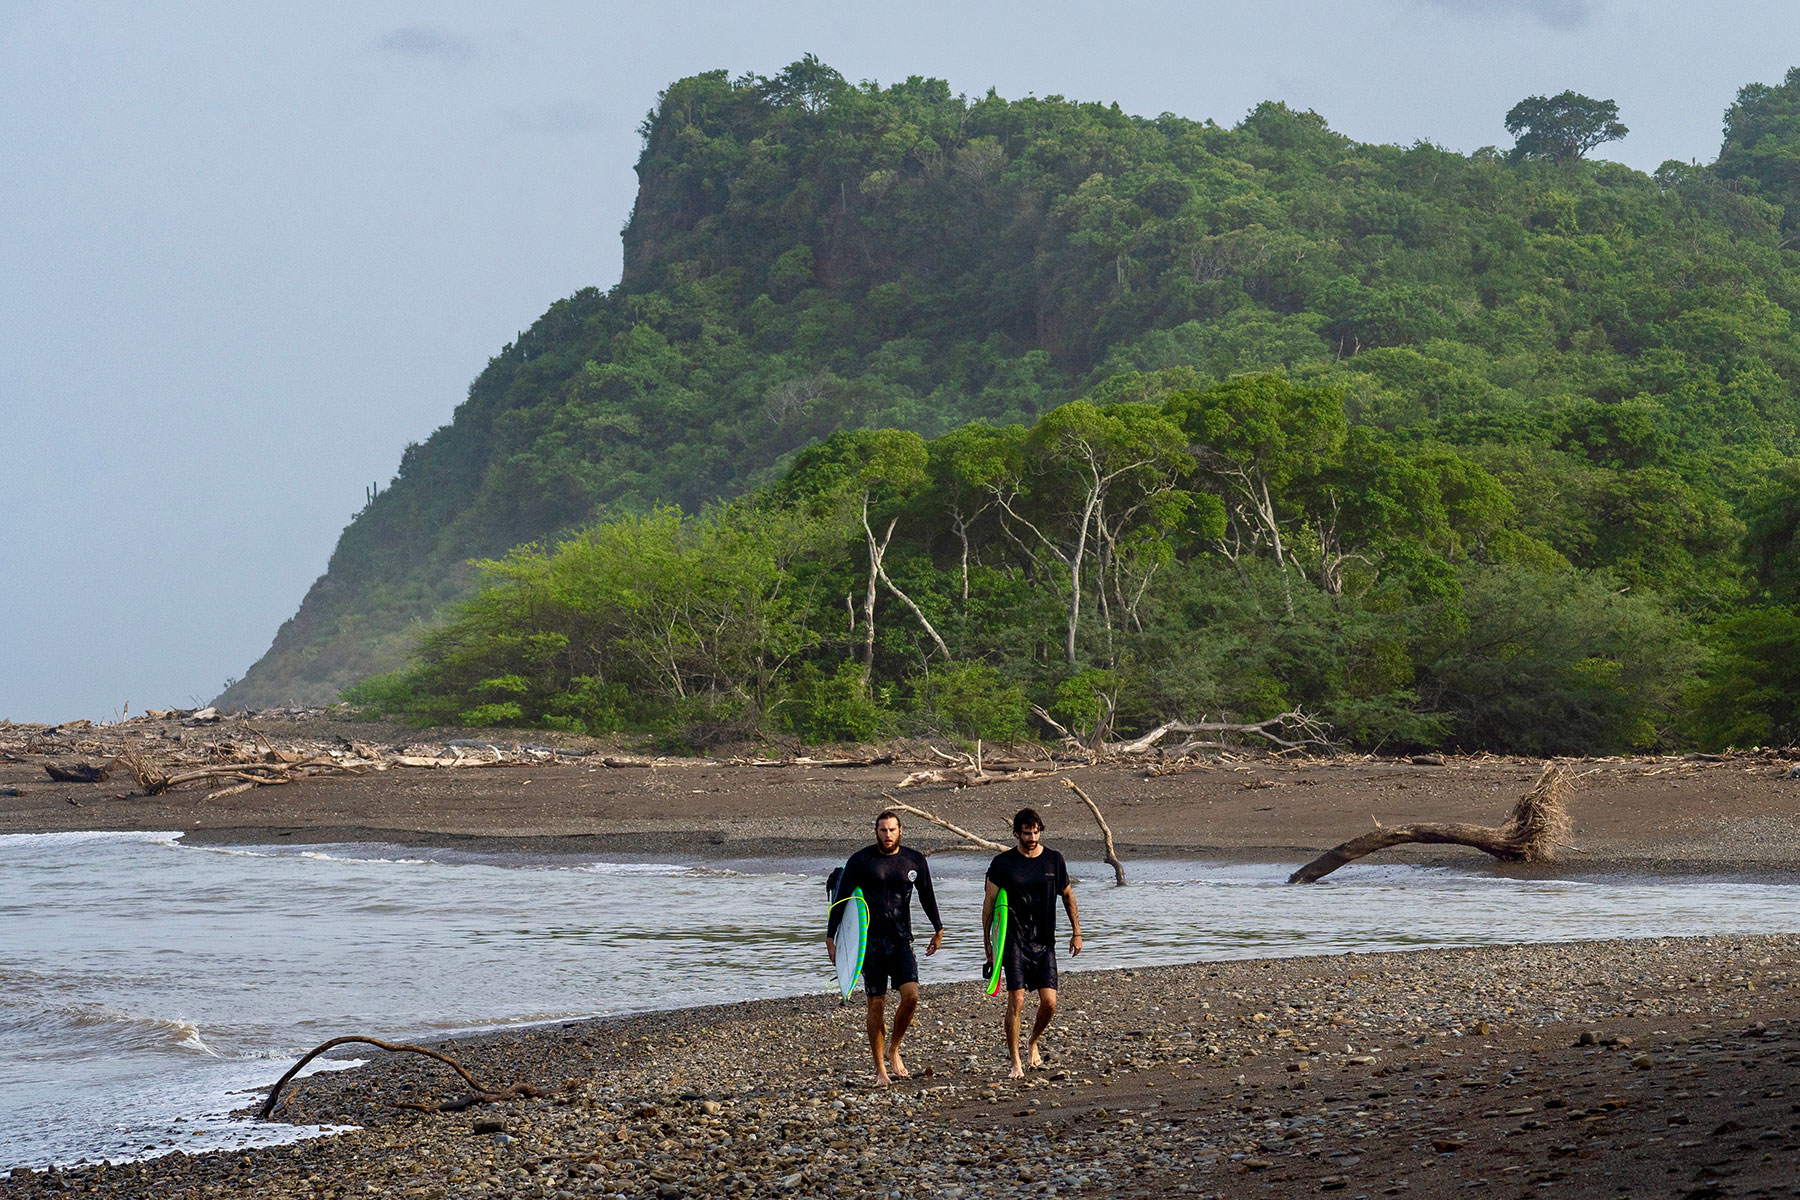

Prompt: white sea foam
xmin=296 ymin=850 xmax=432 ymax=865
xmin=577 ymin=860 xmax=747 ymax=877
xmin=0 ymin=830 xmax=184 ymax=850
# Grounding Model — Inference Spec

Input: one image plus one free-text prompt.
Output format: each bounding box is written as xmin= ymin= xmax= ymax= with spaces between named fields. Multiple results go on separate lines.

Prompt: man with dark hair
xmin=826 ymin=809 xmax=944 ymax=1086
xmin=983 ymin=806 xmax=1081 ymax=1078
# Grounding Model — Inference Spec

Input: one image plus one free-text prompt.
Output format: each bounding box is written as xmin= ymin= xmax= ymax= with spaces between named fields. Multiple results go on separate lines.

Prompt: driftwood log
xmin=1288 ymin=764 xmax=1573 ymax=884
xmin=259 ymin=1035 xmax=545 ymax=1120
xmin=44 ymin=762 xmax=108 ymax=783
xmin=882 ymin=796 xmax=1007 ymax=852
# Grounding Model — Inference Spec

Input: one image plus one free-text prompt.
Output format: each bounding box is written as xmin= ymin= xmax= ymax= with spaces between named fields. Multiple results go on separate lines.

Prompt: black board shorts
xmin=863 ymin=935 xmax=919 ymax=996
xmin=1002 ymin=940 xmax=1058 ymax=993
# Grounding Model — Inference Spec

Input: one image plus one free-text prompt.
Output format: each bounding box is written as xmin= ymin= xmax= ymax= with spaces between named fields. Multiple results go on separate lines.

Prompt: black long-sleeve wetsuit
xmin=826 ymin=844 xmax=942 ymax=942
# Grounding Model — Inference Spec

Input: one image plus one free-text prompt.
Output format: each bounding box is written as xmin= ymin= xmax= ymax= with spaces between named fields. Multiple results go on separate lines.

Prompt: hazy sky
xmin=3 ymin=1 xmax=1796 ymax=722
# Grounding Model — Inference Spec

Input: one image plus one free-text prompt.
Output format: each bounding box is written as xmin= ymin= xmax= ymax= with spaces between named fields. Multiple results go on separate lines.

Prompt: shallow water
xmin=4 ymin=830 xmax=1799 ymax=1169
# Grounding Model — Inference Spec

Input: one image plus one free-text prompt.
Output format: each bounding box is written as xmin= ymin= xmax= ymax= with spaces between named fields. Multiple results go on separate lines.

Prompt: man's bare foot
xmin=1008 ymin=1061 xmax=1025 ymax=1079
xmin=888 ymin=1051 xmax=910 ymax=1079
xmin=1028 ymin=1047 xmax=1045 ymax=1069
xmin=873 ymin=1071 xmax=892 ymax=1088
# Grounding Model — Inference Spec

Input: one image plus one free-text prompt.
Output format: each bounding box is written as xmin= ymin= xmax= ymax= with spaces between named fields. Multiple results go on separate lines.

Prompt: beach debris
xmin=895 ymin=760 xmax=1070 ymax=789
xmin=1062 ymin=779 xmax=1126 ymax=886
xmin=259 ymin=1035 xmax=546 ymax=1120
xmin=1288 ymin=763 xmax=1575 ymax=884
xmin=744 ymin=753 xmax=897 ymax=767
xmin=43 ymin=762 xmax=108 ymax=783
xmin=1031 ymin=705 xmax=1336 ymax=762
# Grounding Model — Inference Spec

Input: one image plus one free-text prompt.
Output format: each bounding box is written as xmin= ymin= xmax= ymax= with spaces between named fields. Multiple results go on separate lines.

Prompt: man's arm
xmin=914 ymin=853 xmax=944 ymax=956
xmin=981 ymin=879 xmax=998 ymax=946
xmin=1062 ymin=885 xmax=1083 ymax=955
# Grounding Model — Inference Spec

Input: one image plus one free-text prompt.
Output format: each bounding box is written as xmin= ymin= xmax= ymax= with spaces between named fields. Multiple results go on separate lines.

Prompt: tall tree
xmin=1504 ymin=91 xmax=1627 ymax=163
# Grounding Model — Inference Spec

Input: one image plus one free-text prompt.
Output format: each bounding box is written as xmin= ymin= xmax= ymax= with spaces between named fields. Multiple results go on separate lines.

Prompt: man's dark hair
xmin=875 ymin=809 xmax=903 ymax=826
xmin=1013 ymin=807 xmax=1045 ymax=835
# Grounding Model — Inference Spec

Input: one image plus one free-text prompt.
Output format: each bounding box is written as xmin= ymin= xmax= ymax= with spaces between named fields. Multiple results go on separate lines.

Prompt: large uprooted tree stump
xmin=1288 ymin=763 xmax=1572 ymax=884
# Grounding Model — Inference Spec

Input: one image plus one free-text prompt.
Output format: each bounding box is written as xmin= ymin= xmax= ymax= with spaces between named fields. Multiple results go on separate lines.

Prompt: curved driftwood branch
xmin=1289 ymin=764 xmax=1572 ymax=884
xmin=1061 ymin=779 xmax=1126 ymax=886
xmin=882 ymin=796 xmax=1007 ymax=852
xmin=258 ymin=1035 xmax=544 ymax=1120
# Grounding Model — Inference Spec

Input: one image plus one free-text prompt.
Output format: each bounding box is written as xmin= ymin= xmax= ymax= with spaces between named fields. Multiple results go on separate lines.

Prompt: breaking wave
xmin=0 ymin=1001 xmax=217 ymax=1058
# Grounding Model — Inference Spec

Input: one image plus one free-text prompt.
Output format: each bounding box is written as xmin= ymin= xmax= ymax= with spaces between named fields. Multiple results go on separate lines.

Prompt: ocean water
xmin=4 ymin=829 xmax=1800 ymax=1170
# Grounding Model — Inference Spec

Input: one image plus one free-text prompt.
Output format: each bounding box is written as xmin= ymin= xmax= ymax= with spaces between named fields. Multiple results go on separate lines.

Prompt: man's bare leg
xmin=887 ymin=982 xmax=919 ymax=1079
xmin=866 ymin=994 xmax=891 ymax=1087
xmin=1005 ymin=989 xmax=1027 ymax=1078
xmin=1027 ymin=987 xmax=1058 ymax=1068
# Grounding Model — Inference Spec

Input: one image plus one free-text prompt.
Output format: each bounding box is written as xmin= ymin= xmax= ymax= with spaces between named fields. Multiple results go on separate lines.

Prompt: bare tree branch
xmin=881 ymin=795 xmax=1008 ymax=851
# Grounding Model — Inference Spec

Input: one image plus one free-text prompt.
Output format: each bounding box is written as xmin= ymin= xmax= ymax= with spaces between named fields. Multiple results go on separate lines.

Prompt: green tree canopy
xmin=1717 ymin=66 xmax=1800 ymax=231
xmin=1505 ymin=91 xmax=1628 ymax=163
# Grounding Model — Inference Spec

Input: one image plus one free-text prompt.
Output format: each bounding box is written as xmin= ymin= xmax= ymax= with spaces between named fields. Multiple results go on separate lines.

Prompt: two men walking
xmin=826 ymin=806 xmax=1081 ymax=1086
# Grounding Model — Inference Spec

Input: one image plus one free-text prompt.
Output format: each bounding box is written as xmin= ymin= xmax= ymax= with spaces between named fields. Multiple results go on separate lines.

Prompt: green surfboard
xmin=985 ymin=888 xmax=1010 ymax=996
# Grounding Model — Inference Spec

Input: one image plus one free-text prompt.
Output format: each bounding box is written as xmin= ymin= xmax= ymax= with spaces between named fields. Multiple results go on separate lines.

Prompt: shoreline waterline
xmin=6 ymin=828 xmax=1800 ymax=1174
xmin=9 ymin=932 xmax=1797 ymax=1198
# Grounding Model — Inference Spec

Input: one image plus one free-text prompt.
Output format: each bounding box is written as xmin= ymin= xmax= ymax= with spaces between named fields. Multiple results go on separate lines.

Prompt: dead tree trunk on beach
xmin=1288 ymin=764 xmax=1573 ymax=884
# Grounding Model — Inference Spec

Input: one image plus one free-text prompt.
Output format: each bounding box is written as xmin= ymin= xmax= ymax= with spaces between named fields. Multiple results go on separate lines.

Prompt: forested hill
xmin=221 ymin=60 xmax=1800 ymax=736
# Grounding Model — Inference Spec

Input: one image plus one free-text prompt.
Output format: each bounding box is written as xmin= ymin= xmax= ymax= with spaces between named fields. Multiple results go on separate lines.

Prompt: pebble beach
xmin=10 ymin=934 xmax=1798 ymax=1199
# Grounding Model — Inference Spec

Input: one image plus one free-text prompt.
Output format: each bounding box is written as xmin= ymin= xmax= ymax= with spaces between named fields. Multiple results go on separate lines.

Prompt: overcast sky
xmin=3 ymin=0 xmax=1796 ymax=722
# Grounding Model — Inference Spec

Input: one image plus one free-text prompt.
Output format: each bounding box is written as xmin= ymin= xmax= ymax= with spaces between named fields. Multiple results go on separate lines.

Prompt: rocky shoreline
xmin=11 ymin=935 xmax=1800 ymax=1199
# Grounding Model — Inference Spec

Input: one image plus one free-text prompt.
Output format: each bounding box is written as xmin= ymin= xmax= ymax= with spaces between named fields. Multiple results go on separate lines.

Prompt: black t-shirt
xmin=986 ymin=847 xmax=1069 ymax=948
xmin=827 ymin=844 xmax=941 ymax=943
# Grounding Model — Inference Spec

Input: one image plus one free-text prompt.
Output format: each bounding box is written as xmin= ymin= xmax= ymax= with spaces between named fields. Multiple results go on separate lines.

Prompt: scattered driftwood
xmin=259 ymin=1035 xmax=545 ymax=1120
xmin=1062 ymin=779 xmax=1126 ymax=886
xmin=881 ymin=795 xmax=1008 ymax=852
xmin=44 ymin=762 xmax=108 ymax=783
xmin=1102 ymin=710 xmax=1335 ymax=758
xmin=1288 ymin=763 xmax=1574 ymax=884
xmin=746 ymin=754 xmax=897 ymax=768
xmin=1031 ymin=705 xmax=1335 ymax=761
xmin=895 ymin=764 xmax=1071 ymax=789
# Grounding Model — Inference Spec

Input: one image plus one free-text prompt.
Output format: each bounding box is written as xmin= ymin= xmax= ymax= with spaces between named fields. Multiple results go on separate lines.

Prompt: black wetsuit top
xmin=826 ymin=844 xmax=942 ymax=943
xmin=986 ymin=847 xmax=1069 ymax=948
